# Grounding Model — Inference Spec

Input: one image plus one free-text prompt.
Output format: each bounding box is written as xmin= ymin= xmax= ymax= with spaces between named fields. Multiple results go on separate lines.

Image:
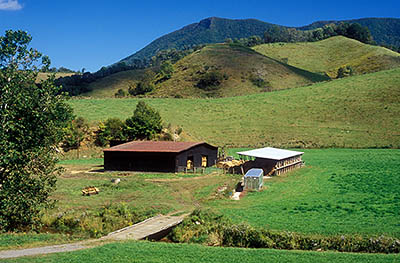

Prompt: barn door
xmin=187 ymin=156 xmax=194 ymax=170
xmin=201 ymin=155 xmax=208 ymax=167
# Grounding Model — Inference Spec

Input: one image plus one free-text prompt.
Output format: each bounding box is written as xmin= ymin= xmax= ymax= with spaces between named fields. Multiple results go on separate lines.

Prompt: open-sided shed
xmin=237 ymin=147 xmax=304 ymax=176
xmin=104 ymin=141 xmax=218 ymax=173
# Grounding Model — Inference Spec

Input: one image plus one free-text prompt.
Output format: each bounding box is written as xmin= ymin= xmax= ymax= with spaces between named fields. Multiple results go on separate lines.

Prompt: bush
xmin=114 ymin=89 xmax=126 ymax=98
xmin=196 ymin=71 xmax=224 ymax=91
xmin=337 ymin=65 xmax=354 ymax=78
xmin=128 ymin=81 xmax=154 ymax=96
xmin=250 ymin=76 xmax=271 ymax=89
xmin=62 ymin=117 xmax=89 ymax=152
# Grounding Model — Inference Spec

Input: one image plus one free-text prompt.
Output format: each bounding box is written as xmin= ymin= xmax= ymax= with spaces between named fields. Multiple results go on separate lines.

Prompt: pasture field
xmin=69 ymin=68 xmax=400 ymax=148
xmin=3 ymin=240 xmax=399 ymax=263
xmin=210 ymin=148 xmax=400 ymax=237
xmin=253 ymin=36 xmax=400 ymax=77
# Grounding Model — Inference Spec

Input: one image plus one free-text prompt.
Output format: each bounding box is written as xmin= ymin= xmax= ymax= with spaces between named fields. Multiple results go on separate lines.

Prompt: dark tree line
xmin=230 ymin=22 xmax=374 ymax=48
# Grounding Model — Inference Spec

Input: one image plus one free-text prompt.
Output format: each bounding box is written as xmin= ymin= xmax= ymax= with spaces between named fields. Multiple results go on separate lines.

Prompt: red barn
xmin=104 ymin=141 xmax=218 ymax=173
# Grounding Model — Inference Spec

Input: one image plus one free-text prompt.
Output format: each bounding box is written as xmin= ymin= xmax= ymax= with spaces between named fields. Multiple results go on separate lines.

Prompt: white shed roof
xmin=237 ymin=147 xmax=303 ymax=161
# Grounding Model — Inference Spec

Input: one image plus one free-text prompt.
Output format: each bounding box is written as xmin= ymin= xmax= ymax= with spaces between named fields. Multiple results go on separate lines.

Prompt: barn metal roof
xmin=237 ymin=147 xmax=303 ymax=161
xmin=244 ymin=168 xmax=264 ymax=177
xmin=104 ymin=141 xmax=216 ymax=153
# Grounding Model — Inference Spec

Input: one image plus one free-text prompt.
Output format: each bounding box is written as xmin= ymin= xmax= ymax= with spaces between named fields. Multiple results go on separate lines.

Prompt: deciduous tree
xmin=0 ymin=30 xmax=73 ymax=230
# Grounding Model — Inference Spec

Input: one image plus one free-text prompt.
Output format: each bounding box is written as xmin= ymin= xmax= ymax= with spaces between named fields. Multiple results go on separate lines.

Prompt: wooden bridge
xmin=103 ymin=214 xmax=187 ymax=241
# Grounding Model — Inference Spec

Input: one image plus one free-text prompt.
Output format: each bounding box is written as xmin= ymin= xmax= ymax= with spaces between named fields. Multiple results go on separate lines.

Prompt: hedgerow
xmin=169 ymin=209 xmax=400 ymax=253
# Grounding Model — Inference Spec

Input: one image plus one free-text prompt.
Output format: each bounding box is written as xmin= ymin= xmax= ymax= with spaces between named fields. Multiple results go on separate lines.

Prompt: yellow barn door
xmin=201 ymin=156 xmax=207 ymax=167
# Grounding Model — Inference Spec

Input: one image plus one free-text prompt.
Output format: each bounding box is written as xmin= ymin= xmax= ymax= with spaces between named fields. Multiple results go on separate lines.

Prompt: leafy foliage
xmin=0 ymin=30 xmax=73 ymax=231
xmin=95 ymin=118 xmax=126 ymax=147
xmin=62 ymin=117 xmax=89 ymax=152
xmin=114 ymin=88 xmax=126 ymax=98
xmin=158 ymin=60 xmax=174 ymax=81
xmin=125 ymin=101 xmax=163 ymax=140
xmin=300 ymin=17 xmax=400 ymax=50
xmin=337 ymin=65 xmax=354 ymax=78
xmin=128 ymin=81 xmax=154 ymax=96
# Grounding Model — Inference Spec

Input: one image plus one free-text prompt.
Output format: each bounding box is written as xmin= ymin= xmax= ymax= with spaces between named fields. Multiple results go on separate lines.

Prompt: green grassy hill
xmin=70 ymin=67 xmax=400 ymax=148
xmin=150 ymin=44 xmax=327 ymax=98
xmin=83 ymin=69 xmax=149 ymax=98
xmin=253 ymin=36 xmax=400 ymax=77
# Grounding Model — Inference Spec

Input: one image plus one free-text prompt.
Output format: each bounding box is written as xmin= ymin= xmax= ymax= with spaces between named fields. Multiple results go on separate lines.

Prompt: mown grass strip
xmin=3 ymin=241 xmax=399 ymax=263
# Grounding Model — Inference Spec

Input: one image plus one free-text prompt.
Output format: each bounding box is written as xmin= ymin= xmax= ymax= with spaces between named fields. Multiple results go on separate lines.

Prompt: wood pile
xmin=82 ymin=186 xmax=100 ymax=196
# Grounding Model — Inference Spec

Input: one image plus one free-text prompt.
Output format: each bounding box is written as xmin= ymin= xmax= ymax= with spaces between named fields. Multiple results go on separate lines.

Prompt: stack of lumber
xmin=82 ymin=186 xmax=100 ymax=196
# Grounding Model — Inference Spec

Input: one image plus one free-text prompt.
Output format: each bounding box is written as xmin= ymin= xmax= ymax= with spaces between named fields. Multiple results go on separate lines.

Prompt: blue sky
xmin=0 ymin=0 xmax=399 ymax=72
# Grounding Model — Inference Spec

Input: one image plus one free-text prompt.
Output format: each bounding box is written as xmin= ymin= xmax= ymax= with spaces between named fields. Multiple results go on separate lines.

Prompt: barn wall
xmin=104 ymin=151 xmax=177 ymax=172
xmin=176 ymin=145 xmax=218 ymax=169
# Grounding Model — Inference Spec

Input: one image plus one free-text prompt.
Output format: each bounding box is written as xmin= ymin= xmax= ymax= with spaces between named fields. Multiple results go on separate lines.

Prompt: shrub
xmin=62 ymin=117 xmax=89 ymax=152
xmin=196 ymin=71 xmax=224 ymax=91
xmin=337 ymin=65 xmax=354 ymax=78
xmin=114 ymin=89 xmax=126 ymax=98
xmin=128 ymin=81 xmax=154 ymax=96
xmin=250 ymin=76 xmax=271 ymax=89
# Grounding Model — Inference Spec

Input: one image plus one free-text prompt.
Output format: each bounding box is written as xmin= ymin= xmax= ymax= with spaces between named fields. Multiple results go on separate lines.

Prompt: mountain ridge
xmin=119 ymin=17 xmax=400 ymax=66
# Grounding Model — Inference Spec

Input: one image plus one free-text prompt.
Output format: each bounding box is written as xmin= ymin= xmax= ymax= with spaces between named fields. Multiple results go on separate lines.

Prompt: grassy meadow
xmin=3 ymin=241 xmax=399 ymax=263
xmin=210 ymin=148 xmax=400 ymax=237
xmin=69 ymin=67 xmax=400 ymax=148
xmin=253 ymin=36 xmax=400 ymax=77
